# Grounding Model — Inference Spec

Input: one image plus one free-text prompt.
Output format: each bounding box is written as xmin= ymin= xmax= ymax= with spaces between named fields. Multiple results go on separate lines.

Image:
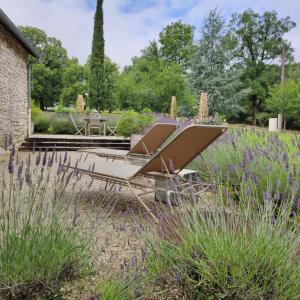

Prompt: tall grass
xmin=0 ymin=148 xmax=90 ymax=298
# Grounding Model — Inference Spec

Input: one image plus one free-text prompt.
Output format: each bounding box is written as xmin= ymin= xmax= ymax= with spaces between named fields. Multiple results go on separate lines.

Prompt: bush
xmin=51 ymin=118 xmax=76 ymax=134
xmin=0 ymin=150 xmax=91 ymax=298
xmin=147 ymin=207 xmax=300 ymax=299
xmin=192 ymin=128 xmax=300 ymax=210
xmin=31 ymin=100 xmax=42 ymax=123
xmin=34 ymin=115 xmax=50 ymax=133
xmin=97 ymin=278 xmax=134 ymax=300
xmin=116 ymin=110 xmax=154 ymax=137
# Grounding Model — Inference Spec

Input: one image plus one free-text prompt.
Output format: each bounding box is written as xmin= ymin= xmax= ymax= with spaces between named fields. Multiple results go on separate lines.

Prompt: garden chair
xmin=69 ymin=113 xmax=85 ymax=136
xmin=106 ymin=116 xmax=121 ymax=136
xmin=79 ymin=123 xmax=178 ymax=160
xmin=63 ymin=125 xmax=227 ymax=222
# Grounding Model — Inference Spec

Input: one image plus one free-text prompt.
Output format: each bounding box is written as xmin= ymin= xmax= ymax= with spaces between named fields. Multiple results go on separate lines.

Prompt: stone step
xmin=20 ymin=135 xmax=131 ymax=151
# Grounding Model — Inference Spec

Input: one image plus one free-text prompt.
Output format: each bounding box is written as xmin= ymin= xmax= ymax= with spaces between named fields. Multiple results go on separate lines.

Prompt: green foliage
xmin=159 ymin=20 xmax=195 ymax=71
xmin=20 ymin=26 xmax=68 ymax=109
xmin=116 ymin=110 xmax=154 ymax=137
xmin=266 ymin=80 xmax=300 ymax=128
xmin=89 ymin=0 xmax=105 ymax=110
xmin=147 ymin=207 xmax=300 ymax=299
xmin=192 ymin=128 xmax=300 ymax=207
xmin=97 ymin=278 xmax=134 ymax=300
xmin=34 ymin=114 xmax=50 ymax=132
xmin=189 ymin=9 xmax=249 ymax=120
xmin=51 ymin=118 xmax=76 ymax=134
xmin=86 ymin=56 xmax=119 ymax=112
xmin=230 ymin=9 xmax=296 ymax=125
xmin=61 ymin=59 xmax=86 ymax=106
xmin=116 ymin=56 xmax=195 ymax=114
xmin=31 ymin=100 xmax=42 ymax=122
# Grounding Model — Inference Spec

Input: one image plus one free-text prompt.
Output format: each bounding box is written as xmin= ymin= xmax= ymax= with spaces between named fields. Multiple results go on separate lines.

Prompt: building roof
xmin=0 ymin=9 xmax=40 ymax=58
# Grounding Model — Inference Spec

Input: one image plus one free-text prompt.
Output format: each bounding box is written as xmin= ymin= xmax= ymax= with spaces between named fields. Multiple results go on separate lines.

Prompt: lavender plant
xmin=193 ymin=128 xmax=300 ymax=212
xmin=0 ymin=149 xmax=91 ymax=298
xmin=146 ymin=204 xmax=300 ymax=299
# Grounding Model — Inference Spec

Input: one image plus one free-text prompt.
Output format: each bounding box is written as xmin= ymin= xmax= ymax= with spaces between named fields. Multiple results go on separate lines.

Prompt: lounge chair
xmin=63 ymin=125 xmax=227 ymax=222
xmin=79 ymin=123 xmax=178 ymax=160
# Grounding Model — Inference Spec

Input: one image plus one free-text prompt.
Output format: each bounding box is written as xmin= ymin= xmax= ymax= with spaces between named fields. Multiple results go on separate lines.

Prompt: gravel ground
xmin=1 ymin=150 xmax=215 ymax=299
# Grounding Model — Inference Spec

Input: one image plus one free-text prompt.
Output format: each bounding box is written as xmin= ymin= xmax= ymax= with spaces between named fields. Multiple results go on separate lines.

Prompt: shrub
xmin=55 ymin=100 xmax=71 ymax=113
xmin=147 ymin=207 xmax=300 ymax=299
xmin=116 ymin=110 xmax=154 ymax=137
xmin=192 ymin=128 xmax=300 ymax=210
xmin=34 ymin=115 xmax=50 ymax=133
xmin=97 ymin=278 xmax=134 ymax=300
xmin=51 ymin=118 xmax=76 ymax=134
xmin=31 ymin=100 xmax=42 ymax=123
xmin=0 ymin=150 xmax=91 ymax=298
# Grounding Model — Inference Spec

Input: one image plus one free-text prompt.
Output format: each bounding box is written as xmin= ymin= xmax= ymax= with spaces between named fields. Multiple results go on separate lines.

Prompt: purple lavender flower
xmin=253 ymin=173 xmax=258 ymax=186
xmin=63 ymin=151 xmax=68 ymax=163
xmin=36 ymin=150 xmax=41 ymax=166
xmin=42 ymin=150 xmax=47 ymax=166
xmin=8 ymin=154 xmax=14 ymax=174
xmin=11 ymin=143 xmax=16 ymax=157
xmin=3 ymin=134 xmax=8 ymax=151
xmin=293 ymin=179 xmax=298 ymax=195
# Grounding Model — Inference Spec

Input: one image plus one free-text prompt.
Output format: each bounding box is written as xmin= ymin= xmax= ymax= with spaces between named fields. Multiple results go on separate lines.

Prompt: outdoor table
xmin=83 ymin=114 xmax=107 ymax=136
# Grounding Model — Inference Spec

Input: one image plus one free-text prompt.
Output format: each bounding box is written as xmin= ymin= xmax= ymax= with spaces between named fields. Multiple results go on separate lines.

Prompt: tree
xmin=116 ymin=52 xmax=195 ymax=114
xmin=61 ymin=58 xmax=86 ymax=106
xmin=189 ymin=9 xmax=248 ymax=119
xmin=230 ymin=9 xmax=296 ymax=125
xmin=85 ymin=56 xmax=119 ymax=111
xmin=20 ymin=26 xmax=68 ymax=109
xmin=266 ymin=80 xmax=300 ymax=129
xmin=89 ymin=0 xmax=105 ymax=110
xmin=159 ymin=20 xmax=195 ymax=71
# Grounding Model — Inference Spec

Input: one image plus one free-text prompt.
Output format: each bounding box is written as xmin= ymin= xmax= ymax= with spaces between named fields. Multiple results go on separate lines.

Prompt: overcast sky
xmin=0 ymin=0 xmax=299 ymax=68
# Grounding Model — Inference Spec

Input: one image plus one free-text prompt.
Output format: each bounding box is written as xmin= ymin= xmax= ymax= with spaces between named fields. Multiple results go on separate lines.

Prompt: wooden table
xmin=83 ymin=115 xmax=107 ymax=136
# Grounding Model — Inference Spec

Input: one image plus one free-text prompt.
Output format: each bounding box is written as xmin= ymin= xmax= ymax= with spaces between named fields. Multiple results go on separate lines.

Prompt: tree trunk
xmin=251 ymin=95 xmax=257 ymax=126
xmin=284 ymin=117 xmax=286 ymax=130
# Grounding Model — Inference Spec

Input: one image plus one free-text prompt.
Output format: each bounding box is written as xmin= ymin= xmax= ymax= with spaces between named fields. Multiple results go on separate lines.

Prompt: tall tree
xmin=159 ymin=20 xmax=195 ymax=71
xmin=89 ymin=0 xmax=105 ymax=111
xmin=20 ymin=26 xmax=68 ymax=109
xmin=189 ymin=9 xmax=248 ymax=119
xmin=230 ymin=9 xmax=296 ymax=125
xmin=61 ymin=58 xmax=86 ymax=106
xmin=266 ymin=80 xmax=300 ymax=129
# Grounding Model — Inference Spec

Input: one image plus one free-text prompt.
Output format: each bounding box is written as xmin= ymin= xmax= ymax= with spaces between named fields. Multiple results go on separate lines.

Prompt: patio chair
xmin=63 ymin=125 xmax=227 ymax=222
xmin=79 ymin=123 xmax=178 ymax=160
xmin=69 ymin=113 xmax=85 ymax=136
xmin=106 ymin=116 xmax=121 ymax=136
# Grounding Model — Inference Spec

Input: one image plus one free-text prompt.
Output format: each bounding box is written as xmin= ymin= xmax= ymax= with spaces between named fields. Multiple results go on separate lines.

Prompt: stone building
xmin=0 ymin=9 xmax=39 ymax=148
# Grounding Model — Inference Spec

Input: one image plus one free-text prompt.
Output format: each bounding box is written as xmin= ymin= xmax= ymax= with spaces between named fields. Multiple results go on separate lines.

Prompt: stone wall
xmin=0 ymin=22 xmax=29 ymax=148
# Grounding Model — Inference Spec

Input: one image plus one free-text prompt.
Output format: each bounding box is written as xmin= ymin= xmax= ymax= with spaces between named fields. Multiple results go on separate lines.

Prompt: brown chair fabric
xmin=68 ymin=125 xmax=227 ymax=180
xmin=129 ymin=123 xmax=178 ymax=154
xmin=138 ymin=125 xmax=227 ymax=174
xmin=80 ymin=123 xmax=178 ymax=158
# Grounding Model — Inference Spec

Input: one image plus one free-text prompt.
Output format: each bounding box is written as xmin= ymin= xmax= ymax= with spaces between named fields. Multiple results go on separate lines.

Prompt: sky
xmin=0 ymin=0 xmax=299 ymax=68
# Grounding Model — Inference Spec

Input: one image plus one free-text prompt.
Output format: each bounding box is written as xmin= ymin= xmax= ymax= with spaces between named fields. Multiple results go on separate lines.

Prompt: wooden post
xmin=170 ymin=96 xmax=177 ymax=119
xmin=198 ymin=92 xmax=208 ymax=119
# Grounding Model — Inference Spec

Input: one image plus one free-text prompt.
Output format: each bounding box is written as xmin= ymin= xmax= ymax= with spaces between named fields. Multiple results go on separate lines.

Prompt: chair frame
xmin=69 ymin=113 xmax=85 ymax=136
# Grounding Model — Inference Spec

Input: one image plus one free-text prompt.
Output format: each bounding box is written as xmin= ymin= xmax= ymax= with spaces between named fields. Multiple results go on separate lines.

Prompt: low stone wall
xmin=0 ymin=22 xmax=29 ymax=148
